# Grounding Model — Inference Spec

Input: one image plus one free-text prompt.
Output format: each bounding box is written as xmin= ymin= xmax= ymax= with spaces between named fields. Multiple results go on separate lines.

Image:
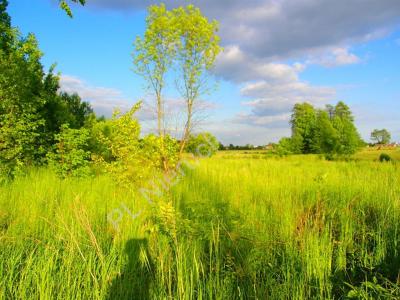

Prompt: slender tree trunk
xmin=156 ymin=92 xmax=168 ymax=171
xmin=179 ymin=100 xmax=193 ymax=157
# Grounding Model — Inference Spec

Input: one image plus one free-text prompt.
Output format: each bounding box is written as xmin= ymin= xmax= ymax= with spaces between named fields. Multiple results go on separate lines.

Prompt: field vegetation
xmin=1 ymin=1 xmax=399 ymax=299
xmin=1 ymin=154 xmax=399 ymax=299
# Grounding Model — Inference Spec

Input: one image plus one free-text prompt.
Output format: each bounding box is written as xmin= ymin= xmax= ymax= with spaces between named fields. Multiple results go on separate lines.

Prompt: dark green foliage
xmin=0 ymin=0 xmax=12 ymax=51
xmin=371 ymin=129 xmax=391 ymax=145
xmin=0 ymin=2 xmax=93 ymax=178
xmin=276 ymin=137 xmax=296 ymax=155
xmin=291 ymin=103 xmax=317 ymax=153
xmin=331 ymin=101 xmax=362 ymax=155
xmin=278 ymin=101 xmax=362 ymax=157
xmin=312 ymin=110 xmax=338 ymax=154
xmin=379 ymin=153 xmax=392 ymax=162
xmin=0 ymin=29 xmax=49 ymax=176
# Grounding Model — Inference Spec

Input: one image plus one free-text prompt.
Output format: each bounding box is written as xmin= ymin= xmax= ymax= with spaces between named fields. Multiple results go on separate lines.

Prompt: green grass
xmin=354 ymin=148 xmax=400 ymax=161
xmin=1 ymin=155 xmax=399 ymax=299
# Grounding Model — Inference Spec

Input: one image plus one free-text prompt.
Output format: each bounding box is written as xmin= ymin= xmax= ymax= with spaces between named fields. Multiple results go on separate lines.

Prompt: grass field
xmin=1 ymin=152 xmax=399 ymax=299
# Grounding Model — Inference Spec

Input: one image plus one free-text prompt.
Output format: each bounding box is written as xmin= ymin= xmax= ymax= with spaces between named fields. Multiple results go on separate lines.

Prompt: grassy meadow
xmin=1 ymin=151 xmax=400 ymax=299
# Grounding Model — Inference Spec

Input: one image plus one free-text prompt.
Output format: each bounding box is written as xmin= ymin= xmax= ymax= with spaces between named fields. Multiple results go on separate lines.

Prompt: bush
xmin=275 ymin=137 xmax=295 ymax=156
xmin=186 ymin=132 xmax=219 ymax=157
xmin=379 ymin=153 xmax=392 ymax=162
xmin=141 ymin=134 xmax=179 ymax=170
xmin=47 ymin=124 xmax=91 ymax=178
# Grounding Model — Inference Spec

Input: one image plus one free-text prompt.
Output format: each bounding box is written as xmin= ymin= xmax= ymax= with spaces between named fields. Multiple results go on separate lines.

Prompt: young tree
xmin=95 ymin=102 xmax=164 ymax=186
xmin=312 ymin=110 xmax=339 ymax=155
xmin=133 ymin=4 xmax=177 ymax=170
xmin=185 ymin=132 xmax=219 ymax=157
xmin=173 ymin=5 xmax=221 ymax=156
xmin=371 ymin=129 xmax=391 ymax=145
xmin=290 ymin=103 xmax=317 ymax=153
xmin=331 ymin=101 xmax=362 ymax=155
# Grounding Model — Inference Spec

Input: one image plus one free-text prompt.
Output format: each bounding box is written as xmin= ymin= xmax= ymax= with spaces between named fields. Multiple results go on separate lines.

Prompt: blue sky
xmin=7 ymin=0 xmax=400 ymax=145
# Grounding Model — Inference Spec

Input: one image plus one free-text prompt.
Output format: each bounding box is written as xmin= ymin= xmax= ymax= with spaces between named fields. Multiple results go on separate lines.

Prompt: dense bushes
xmin=47 ymin=125 xmax=91 ymax=178
xmin=0 ymin=1 xmax=94 ymax=178
xmin=0 ymin=2 xmax=184 ymax=182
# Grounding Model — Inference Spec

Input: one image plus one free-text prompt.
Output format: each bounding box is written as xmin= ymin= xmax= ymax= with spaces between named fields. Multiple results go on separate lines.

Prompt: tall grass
xmin=1 ymin=156 xmax=399 ymax=299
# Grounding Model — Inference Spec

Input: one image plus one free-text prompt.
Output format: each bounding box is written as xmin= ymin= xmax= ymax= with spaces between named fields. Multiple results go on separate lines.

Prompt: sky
xmin=7 ymin=0 xmax=400 ymax=145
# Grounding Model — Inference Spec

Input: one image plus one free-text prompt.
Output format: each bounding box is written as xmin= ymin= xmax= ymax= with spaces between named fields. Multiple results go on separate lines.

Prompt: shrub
xmin=275 ymin=137 xmax=295 ymax=156
xmin=47 ymin=124 xmax=91 ymax=178
xmin=141 ymin=134 xmax=179 ymax=170
xmin=186 ymin=132 xmax=219 ymax=157
xmin=379 ymin=153 xmax=392 ymax=162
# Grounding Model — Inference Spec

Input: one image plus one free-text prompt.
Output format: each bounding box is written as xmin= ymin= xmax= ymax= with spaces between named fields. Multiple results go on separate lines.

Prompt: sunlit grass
xmin=1 ymin=154 xmax=399 ymax=299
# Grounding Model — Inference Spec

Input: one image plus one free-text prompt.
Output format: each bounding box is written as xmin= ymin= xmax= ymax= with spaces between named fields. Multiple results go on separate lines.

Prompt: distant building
xmin=265 ymin=143 xmax=275 ymax=150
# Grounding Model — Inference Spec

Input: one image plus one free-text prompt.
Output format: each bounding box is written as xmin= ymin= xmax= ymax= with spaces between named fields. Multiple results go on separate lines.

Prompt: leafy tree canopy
xmin=371 ymin=129 xmax=391 ymax=145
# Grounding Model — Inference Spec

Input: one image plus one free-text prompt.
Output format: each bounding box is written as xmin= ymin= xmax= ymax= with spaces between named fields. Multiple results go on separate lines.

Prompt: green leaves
xmin=0 ymin=3 xmax=93 ymax=179
xmin=371 ymin=129 xmax=391 ymax=145
xmin=133 ymin=4 xmax=221 ymax=159
xmin=47 ymin=124 xmax=91 ymax=178
xmin=59 ymin=0 xmax=85 ymax=18
xmin=186 ymin=132 xmax=219 ymax=157
xmin=279 ymin=101 xmax=363 ymax=157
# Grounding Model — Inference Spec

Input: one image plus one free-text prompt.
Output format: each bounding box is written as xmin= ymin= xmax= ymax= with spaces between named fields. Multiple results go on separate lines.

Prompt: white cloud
xmin=215 ymin=47 xmax=336 ymax=127
xmin=59 ymin=75 xmax=132 ymax=117
xmin=308 ymin=47 xmax=361 ymax=67
xmin=87 ymin=0 xmax=400 ymax=62
xmin=76 ymin=1 xmax=400 ymax=143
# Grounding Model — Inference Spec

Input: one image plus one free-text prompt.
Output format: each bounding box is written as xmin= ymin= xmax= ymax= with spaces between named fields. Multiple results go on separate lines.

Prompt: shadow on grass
xmin=106 ymin=238 xmax=153 ymax=300
xmin=175 ymin=169 xmax=267 ymax=298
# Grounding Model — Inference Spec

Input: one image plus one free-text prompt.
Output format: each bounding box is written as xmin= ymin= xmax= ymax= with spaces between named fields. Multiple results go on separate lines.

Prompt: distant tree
xmin=312 ymin=110 xmax=338 ymax=154
xmin=186 ymin=132 xmax=219 ymax=157
xmin=279 ymin=101 xmax=362 ymax=157
xmin=173 ymin=5 xmax=221 ymax=156
xmin=371 ymin=129 xmax=391 ymax=145
xmin=331 ymin=101 xmax=362 ymax=155
xmin=290 ymin=103 xmax=317 ymax=153
xmin=276 ymin=137 xmax=296 ymax=156
xmin=42 ymin=90 xmax=93 ymax=139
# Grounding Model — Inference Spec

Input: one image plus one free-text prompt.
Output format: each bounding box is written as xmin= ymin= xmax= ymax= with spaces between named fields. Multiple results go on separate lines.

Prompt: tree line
xmin=276 ymin=101 xmax=364 ymax=158
xmin=0 ymin=0 xmax=94 ymax=177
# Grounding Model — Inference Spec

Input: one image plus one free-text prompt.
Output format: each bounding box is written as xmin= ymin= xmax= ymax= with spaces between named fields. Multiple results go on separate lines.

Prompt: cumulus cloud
xmin=215 ymin=46 xmax=336 ymax=127
xmin=86 ymin=0 xmax=400 ymax=62
xmin=59 ymin=75 xmax=133 ymax=117
xmin=214 ymin=45 xmax=304 ymax=83
xmin=81 ymin=0 xmax=400 ymax=142
xmin=308 ymin=47 xmax=361 ymax=67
